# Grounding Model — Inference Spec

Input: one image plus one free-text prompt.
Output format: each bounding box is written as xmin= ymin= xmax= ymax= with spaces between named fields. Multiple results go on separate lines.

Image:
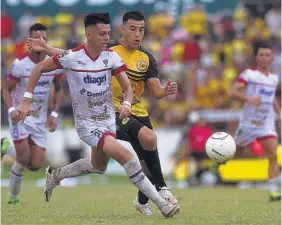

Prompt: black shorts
xmin=116 ymin=113 xmax=153 ymax=160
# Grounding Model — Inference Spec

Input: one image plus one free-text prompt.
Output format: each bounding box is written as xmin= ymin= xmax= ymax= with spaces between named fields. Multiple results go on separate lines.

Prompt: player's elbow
xmin=229 ymin=88 xmax=237 ymax=99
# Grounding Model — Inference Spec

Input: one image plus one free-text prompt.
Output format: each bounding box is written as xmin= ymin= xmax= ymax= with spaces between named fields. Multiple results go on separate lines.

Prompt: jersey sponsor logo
xmin=80 ymin=87 xmax=110 ymax=97
xmin=91 ymin=106 xmax=110 ymax=121
xmin=90 ymin=128 xmax=104 ymax=139
xmin=87 ymin=99 xmax=106 ymax=108
xmin=33 ymin=91 xmax=48 ymax=95
xmin=136 ymin=60 xmax=148 ymax=72
xmin=36 ymin=80 xmax=50 ymax=87
xmin=83 ymin=74 xmax=106 ymax=86
xmin=259 ymin=89 xmax=273 ymax=97
xmin=77 ymin=60 xmax=86 ymax=66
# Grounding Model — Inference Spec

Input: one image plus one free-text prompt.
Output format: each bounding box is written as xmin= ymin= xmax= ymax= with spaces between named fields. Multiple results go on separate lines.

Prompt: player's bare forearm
xmin=1 ymin=77 xmax=13 ymax=109
xmin=52 ymin=78 xmax=64 ymax=112
xmin=115 ymin=71 xmax=133 ymax=104
xmin=147 ymin=78 xmax=167 ymax=99
xmin=46 ymin=45 xmax=65 ymax=56
xmin=274 ymin=98 xmax=281 ymax=118
xmin=229 ymin=82 xmax=249 ymax=102
xmin=25 ymin=58 xmax=59 ymax=100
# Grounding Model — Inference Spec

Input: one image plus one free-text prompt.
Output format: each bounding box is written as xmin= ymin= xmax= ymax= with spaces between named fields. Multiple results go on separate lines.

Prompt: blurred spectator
xmin=1 ymin=11 xmax=14 ymax=41
xmin=265 ymin=6 xmax=281 ymax=37
xmin=18 ymin=11 xmax=35 ymax=38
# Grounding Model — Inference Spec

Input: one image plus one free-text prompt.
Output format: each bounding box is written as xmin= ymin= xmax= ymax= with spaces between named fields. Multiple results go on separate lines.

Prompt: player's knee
xmin=16 ymin=158 xmax=29 ymax=166
xmin=139 ymin=129 xmax=157 ymax=151
xmin=27 ymin=166 xmax=40 ymax=172
xmin=267 ymin=151 xmax=277 ymax=162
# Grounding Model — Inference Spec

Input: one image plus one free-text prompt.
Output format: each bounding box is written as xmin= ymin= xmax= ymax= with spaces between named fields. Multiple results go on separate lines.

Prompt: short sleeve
xmin=146 ymin=53 xmax=159 ymax=81
xmin=8 ymin=59 xmax=21 ymax=81
xmin=111 ymin=51 xmax=127 ymax=76
xmin=236 ymin=69 xmax=250 ymax=86
xmin=52 ymin=50 xmax=71 ymax=69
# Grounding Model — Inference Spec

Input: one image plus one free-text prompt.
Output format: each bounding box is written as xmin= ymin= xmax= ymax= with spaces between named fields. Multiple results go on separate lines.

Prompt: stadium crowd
xmin=1 ymin=4 xmax=281 ymax=129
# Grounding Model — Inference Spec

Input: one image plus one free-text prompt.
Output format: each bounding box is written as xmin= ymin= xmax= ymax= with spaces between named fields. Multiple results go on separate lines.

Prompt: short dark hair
xmin=123 ymin=11 xmax=145 ymax=24
xmin=29 ymin=23 xmax=47 ymax=36
xmin=84 ymin=12 xmax=111 ymax=28
xmin=254 ymin=43 xmax=271 ymax=56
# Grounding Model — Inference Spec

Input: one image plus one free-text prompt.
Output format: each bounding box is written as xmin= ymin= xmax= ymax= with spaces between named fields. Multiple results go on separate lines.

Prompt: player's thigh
xmin=91 ymin=146 xmax=109 ymax=171
xmin=28 ymin=140 xmax=46 ymax=170
xmin=27 ymin=123 xmax=47 ymax=169
xmin=9 ymin=120 xmax=31 ymax=164
xmin=258 ymin=135 xmax=278 ymax=159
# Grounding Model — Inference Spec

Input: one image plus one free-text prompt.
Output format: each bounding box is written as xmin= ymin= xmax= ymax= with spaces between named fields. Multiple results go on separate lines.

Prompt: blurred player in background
xmin=5 ymin=23 xmax=64 ymax=204
xmin=213 ymin=44 xmax=281 ymax=201
xmin=26 ymin=11 xmax=179 ymax=215
xmin=1 ymin=76 xmax=19 ymax=159
xmin=19 ymin=12 xmax=180 ymax=218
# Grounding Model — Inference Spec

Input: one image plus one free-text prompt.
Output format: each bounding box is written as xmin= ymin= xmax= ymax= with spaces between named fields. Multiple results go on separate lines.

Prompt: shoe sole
xmin=163 ymin=205 xmax=180 ymax=218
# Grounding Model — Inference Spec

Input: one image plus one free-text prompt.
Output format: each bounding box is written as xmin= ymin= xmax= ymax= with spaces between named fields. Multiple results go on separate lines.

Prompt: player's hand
xmin=10 ymin=110 xmax=20 ymax=124
xmin=164 ymin=79 xmax=178 ymax=96
xmin=118 ymin=103 xmax=132 ymax=119
xmin=247 ymin=96 xmax=261 ymax=106
xmin=47 ymin=116 xmax=58 ymax=132
xmin=17 ymin=98 xmax=32 ymax=121
xmin=26 ymin=31 xmax=47 ymax=53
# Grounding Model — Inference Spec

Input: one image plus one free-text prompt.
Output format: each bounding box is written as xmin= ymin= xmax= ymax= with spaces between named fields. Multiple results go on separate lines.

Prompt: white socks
xmin=52 ymin=158 xmax=105 ymax=182
xmin=122 ymin=157 xmax=166 ymax=208
xmin=9 ymin=162 xmax=25 ymax=198
xmin=268 ymin=175 xmax=281 ymax=193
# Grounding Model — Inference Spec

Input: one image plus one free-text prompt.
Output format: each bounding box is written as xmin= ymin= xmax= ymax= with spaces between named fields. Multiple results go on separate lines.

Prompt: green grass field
xmin=1 ymin=180 xmax=281 ymax=225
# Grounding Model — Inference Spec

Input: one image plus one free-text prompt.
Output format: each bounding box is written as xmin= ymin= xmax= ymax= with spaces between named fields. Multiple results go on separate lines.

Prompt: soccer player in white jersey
xmin=215 ymin=45 xmax=281 ymax=201
xmin=17 ymin=13 xmax=180 ymax=218
xmin=5 ymin=23 xmax=64 ymax=204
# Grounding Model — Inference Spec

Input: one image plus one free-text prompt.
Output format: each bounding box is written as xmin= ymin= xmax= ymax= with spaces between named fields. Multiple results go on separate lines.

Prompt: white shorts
xmin=8 ymin=118 xmax=47 ymax=148
xmin=234 ymin=123 xmax=278 ymax=147
xmin=77 ymin=123 xmax=116 ymax=149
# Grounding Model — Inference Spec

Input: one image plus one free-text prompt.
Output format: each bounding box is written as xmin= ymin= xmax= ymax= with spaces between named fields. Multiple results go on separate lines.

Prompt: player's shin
xmin=9 ymin=162 xmax=25 ymax=202
xmin=52 ymin=158 xmax=105 ymax=182
xmin=122 ymin=157 xmax=167 ymax=207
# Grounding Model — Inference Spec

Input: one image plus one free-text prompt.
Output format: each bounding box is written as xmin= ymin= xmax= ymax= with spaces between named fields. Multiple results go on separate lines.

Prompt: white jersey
xmin=52 ymin=45 xmax=126 ymax=132
xmin=237 ymin=68 xmax=279 ymax=127
xmin=8 ymin=53 xmax=63 ymax=124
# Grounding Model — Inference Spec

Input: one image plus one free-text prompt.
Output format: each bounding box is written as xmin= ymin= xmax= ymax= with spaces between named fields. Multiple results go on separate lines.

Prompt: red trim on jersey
xmin=106 ymin=48 xmax=113 ymax=52
xmin=7 ymin=73 xmax=19 ymax=81
xmin=52 ymin=55 xmax=63 ymax=69
xmin=257 ymin=135 xmax=277 ymax=142
xmin=72 ymin=45 xmax=84 ymax=52
xmin=16 ymin=52 xmax=29 ymax=60
xmin=236 ymin=78 xmax=248 ymax=86
xmin=112 ymin=64 xmax=127 ymax=76
xmin=70 ymin=68 xmax=112 ymax=73
xmin=83 ymin=45 xmax=100 ymax=61
xmin=97 ymin=132 xmax=116 ymax=151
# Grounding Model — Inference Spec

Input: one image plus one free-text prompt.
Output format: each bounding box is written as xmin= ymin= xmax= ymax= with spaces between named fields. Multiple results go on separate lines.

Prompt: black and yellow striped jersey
xmin=108 ymin=40 xmax=159 ymax=117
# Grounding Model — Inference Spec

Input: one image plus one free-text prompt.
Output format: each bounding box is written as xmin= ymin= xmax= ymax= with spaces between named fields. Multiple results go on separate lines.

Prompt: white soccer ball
xmin=205 ymin=132 xmax=236 ymax=163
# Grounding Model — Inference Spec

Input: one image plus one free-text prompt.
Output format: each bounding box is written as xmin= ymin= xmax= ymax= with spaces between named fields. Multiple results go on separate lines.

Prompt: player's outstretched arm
xmin=1 ymin=76 xmax=13 ymax=109
xmin=115 ymin=71 xmax=133 ymax=119
xmin=18 ymin=58 xmax=59 ymax=120
xmin=47 ymin=76 xmax=64 ymax=132
xmin=230 ymin=82 xmax=261 ymax=105
xmin=26 ymin=31 xmax=65 ymax=56
xmin=147 ymin=78 xmax=178 ymax=99
xmin=274 ymin=97 xmax=281 ymax=120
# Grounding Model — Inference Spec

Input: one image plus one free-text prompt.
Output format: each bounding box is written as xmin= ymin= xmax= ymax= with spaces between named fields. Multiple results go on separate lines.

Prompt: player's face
xmin=86 ymin=24 xmax=111 ymax=51
xmin=30 ymin=30 xmax=48 ymax=53
xmin=256 ymin=48 xmax=273 ymax=69
xmin=122 ymin=19 xmax=145 ymax=49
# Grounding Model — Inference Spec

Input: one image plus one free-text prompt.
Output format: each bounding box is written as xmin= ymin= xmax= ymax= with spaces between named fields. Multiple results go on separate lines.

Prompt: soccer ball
xmin=205 ymin=132 xmax=236 ymax=163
